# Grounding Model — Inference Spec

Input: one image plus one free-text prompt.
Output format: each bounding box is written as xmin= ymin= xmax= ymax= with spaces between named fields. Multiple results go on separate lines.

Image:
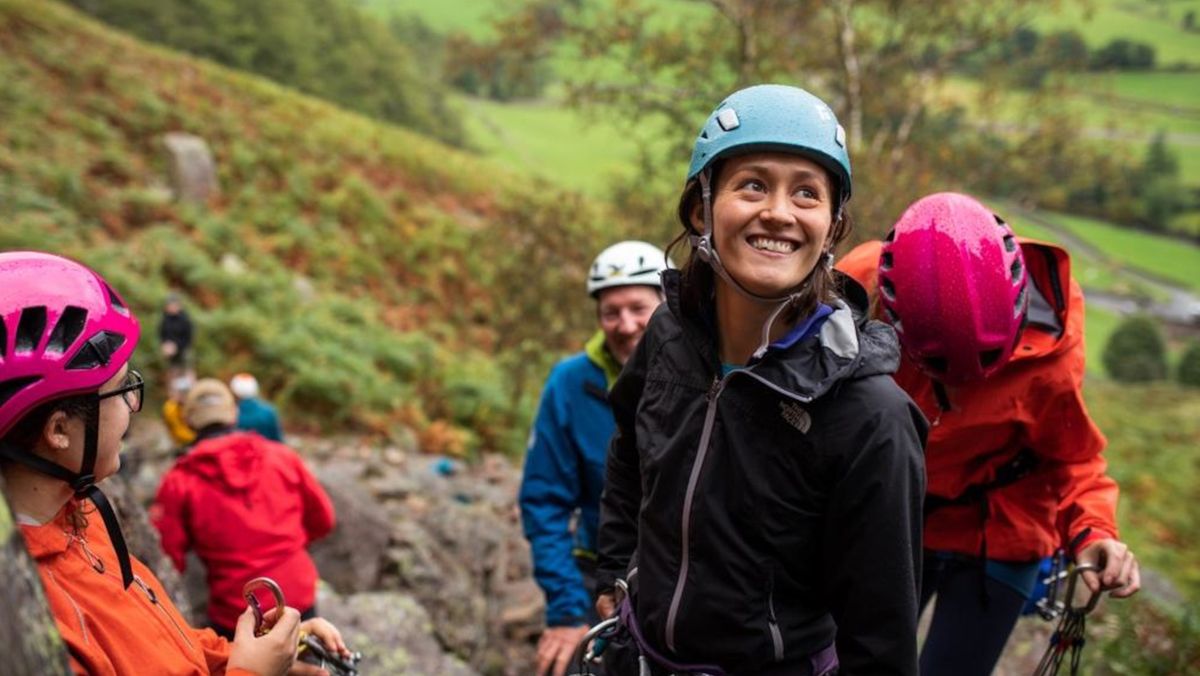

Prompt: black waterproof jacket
xmin=597 ymin=271 xmax=927 ymax=675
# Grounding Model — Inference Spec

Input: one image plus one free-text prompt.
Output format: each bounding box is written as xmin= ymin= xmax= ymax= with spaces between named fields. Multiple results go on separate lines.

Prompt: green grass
xmin=1085 ymin=380 xmax=1200 ymax=600
xmin=357 ymin=0 xmax=500 ymax=37
xmin=1031 ymin=0 xmax=1200 ymax=66
xmin=458 ymin=94 xmax=642 ymax=195
xmin=1084 ymin=304 xmax=1123 ymax=373
xmin=1039 ymin=210 xmax=1200 ymax=291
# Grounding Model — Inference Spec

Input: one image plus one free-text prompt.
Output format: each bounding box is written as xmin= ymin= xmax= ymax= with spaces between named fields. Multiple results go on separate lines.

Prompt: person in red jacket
xmin=153 ymin=378 xmax=336 ymax=638
xmin=0 ymin=251 xmax=346 ymax=676
xmin=837 ymin=192 xmax=1140 ymax=676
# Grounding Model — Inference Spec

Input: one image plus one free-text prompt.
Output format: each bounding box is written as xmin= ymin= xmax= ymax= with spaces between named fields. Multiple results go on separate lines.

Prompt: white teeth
xmin=749 ymin=237 xmax=796 ymax=253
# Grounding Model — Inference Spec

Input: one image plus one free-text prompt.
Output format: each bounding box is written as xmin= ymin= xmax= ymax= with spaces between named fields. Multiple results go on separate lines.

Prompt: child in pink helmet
xmin=0 ymin=251 xmax=347 ymax=675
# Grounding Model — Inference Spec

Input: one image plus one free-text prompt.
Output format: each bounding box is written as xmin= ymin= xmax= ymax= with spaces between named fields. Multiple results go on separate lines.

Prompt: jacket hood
xmin=174 ymin=432 xmax=266 ymax=492
xmin=662 ymin=269 xmax=900 ymax=400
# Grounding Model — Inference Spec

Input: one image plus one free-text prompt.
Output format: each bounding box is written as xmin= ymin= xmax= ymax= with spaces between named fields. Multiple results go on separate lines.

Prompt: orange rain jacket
xmin=838 ymin=238 xmax=1118 ymax=561
xmin=20 ymin=499 xmax=257 ymax=676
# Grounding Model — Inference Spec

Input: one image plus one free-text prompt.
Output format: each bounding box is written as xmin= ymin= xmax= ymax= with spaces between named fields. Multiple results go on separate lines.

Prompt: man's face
xmin=597 ymin=285 xmax=662 ymax=365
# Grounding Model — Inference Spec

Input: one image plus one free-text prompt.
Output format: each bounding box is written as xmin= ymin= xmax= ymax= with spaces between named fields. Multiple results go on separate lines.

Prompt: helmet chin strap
xmin=689 ymin=169 xmax=835 ymax=361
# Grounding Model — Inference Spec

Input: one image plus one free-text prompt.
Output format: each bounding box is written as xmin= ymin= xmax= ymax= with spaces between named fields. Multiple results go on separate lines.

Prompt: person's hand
xmin=536 ymin=625 xmax=588 ymax=676
xmin=229 ymin=606 xmax=301 ymax=676
xmin=287 ymin=617 xmax=352 ymax=675
xmin=595 ymin=593 xmax=615 ymax=620
xmin=1077 ymin=538 xmax=1140 ymax=599
xmin=161 ymin=341 xmax=178 ymax=358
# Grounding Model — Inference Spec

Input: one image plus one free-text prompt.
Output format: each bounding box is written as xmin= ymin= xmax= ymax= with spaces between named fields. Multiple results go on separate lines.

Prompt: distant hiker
xmin=519 ymin=240 xmax=670 ymax=676
xmin=594 ymin=85 xmax=927 ymax=675
xmin=838 ymin=192 xmax=1140 ymax=676
xmin=159 ymin=292 xmax=194 ymax=376
xmin=0 ymin=251 xmax=349 ymax=675
xmin=162 ymin=372 xmax=196 ymax=448
xmin=230 ymin=372 xmax=283 ymax=442
xmin=152 ymin=378 xmax=336 ymax=639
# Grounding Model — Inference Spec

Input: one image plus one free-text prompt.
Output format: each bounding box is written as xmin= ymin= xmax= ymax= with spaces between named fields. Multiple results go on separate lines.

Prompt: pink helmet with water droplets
xmin=877 ymin=193 xmax=1028 ymax=385
xmin=0 ymin=251 xmax=141 ymax=437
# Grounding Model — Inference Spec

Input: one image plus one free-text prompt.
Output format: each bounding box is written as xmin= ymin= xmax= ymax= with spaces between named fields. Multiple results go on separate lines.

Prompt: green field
xmin=358 ymin=0 xmax=500 ymax=36
xmin=458 ymin=94 xmax=642 ymax=194
xmin=1032 ymin=0 xmax=1200 ymax=66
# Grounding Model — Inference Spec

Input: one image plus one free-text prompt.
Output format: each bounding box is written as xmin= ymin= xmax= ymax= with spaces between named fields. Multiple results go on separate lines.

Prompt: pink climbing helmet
xmin=0 ymin=251 xmax=141 ymax=438
xmin=877 ymin=193 xmax=1028 ymax=386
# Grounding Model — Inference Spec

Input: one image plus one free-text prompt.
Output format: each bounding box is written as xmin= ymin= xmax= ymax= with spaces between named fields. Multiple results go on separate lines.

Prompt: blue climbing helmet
xmin=683 ymin=84 xmax=852 ymax=226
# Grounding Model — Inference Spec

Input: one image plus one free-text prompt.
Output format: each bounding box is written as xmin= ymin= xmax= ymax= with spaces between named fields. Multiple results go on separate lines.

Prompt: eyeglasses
xmin=97 ymin=369 xmax=144 ymax=413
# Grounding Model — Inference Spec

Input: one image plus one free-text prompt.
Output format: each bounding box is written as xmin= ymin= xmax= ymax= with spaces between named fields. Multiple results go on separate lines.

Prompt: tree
xmin=1178 ymin=341 xmax=1200 ymax=387
xmin=553 ymin=0 xmax=1059 ymax=235
xmin=1103 ymin=315 xmax=1169 ymax=382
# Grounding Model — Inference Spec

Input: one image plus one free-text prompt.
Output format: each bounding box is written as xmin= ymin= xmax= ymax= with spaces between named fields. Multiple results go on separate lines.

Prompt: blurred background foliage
xmin=1 ymin=0 xmax=1198 ymax=668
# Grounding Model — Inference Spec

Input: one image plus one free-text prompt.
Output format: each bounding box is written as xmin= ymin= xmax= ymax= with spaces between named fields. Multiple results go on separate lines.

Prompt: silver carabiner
xmin=1064 ymin=563 xmax=1102 ymax=614
xmin=242 ymin=577 xmax=286 ymax=636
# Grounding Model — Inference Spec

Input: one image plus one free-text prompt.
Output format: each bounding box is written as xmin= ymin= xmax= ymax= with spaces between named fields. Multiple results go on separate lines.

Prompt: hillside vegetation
xmin=0 ymin=0 xmax=631 ymax=455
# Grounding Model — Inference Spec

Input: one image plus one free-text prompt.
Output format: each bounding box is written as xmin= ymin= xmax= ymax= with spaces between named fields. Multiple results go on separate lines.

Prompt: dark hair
xmin=668 ymin=164 xmax=855 ymax=320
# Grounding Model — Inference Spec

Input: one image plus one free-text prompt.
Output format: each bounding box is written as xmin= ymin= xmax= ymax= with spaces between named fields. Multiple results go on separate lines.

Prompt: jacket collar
xmin=661 ymin=269 xmax=900 ymax=400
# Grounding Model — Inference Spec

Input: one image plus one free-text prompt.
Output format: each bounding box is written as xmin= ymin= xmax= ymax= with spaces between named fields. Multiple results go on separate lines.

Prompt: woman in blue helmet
xmin=594 ymin=85 xmax=927 ymax=675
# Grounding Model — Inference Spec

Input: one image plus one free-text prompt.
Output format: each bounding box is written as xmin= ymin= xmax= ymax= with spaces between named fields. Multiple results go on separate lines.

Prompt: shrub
xmin=1103 ymin=315 xmax=1169 ymax=382
xmin=1179 ymin=342 xmax=1200 ymax=388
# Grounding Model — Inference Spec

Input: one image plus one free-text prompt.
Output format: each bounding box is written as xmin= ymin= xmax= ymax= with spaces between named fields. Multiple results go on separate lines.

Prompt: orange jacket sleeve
xmin=150 ymin=468 xmax=191 ymax=572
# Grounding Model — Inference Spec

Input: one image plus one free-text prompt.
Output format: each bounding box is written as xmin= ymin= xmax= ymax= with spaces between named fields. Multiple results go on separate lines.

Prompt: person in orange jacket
xmin=837 ymin=193 xmax=1140 ymax=676
xmin=0 ymin=251 xmax=347 ymax=676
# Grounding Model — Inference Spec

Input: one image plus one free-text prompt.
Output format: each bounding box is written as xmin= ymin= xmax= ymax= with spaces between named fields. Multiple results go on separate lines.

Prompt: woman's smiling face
xmin=695 ymin=152 xmax=835 ymax=298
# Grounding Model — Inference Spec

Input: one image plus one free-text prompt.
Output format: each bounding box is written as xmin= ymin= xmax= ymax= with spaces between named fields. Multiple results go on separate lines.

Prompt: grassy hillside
xmin=0 ymin=0 xmax=633 ymax=455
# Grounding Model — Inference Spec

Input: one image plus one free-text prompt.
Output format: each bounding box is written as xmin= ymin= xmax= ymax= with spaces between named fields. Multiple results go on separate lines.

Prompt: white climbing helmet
xmin=586 ymin=241 xmax=672 ymax=297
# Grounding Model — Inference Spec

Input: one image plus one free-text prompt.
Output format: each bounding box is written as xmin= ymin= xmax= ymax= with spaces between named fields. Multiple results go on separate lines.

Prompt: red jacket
xmin=838 ymin=238 xmax=1118 ymax=561
xmin=21 ymin=500 xmax=256 ymax=676
xmin=152 ymin=432 xmax=335 ymax=629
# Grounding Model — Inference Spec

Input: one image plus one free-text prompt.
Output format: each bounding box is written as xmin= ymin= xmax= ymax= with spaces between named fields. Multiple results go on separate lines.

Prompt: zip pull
xmin=706 ymin=375 xmax=721 ymax=402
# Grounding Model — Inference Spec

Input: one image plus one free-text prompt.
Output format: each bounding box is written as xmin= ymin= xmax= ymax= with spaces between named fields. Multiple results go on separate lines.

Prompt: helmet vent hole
xmin=1014 ymin=284 xmax=1028 ymax=316
xmin=880 ymin=277 xmax=896 ymax=300
xmin=1010 ymin=257 xmax=1023 ymax=282
xmin=1003 ymin=235 xmax=1017 ymax=253
xmin=884 ymin=306 xmax=900 ymax=324
xmin=47 ymin=306 xmax=88 ymax=355
xmin=923 ymin=356 xmax=948 ymax=373
xmin=66 ymin=331 xmax=126 ymax=370
xmin=0 ymin=376 xmax=40 ymax=408
xmin=15 ymin=306 xmax=47 ymax=353
xmin=105 ymin=284 xmax=128 ymax=312
xmin=884 ymin=229 xmax=896 ymax=243
xmin=0 ymin=318 xmax=6 ymax=358
xmin=880 ymin=251 xmax=893 ymax=270
xmin=979 ymin=349 xmax=1003 ymax=368
xmin=994 ymin=214 xmax=1006 ymax=226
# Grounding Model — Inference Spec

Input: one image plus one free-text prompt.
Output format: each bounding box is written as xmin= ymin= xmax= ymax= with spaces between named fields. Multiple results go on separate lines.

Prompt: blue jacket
xmin=519 ymin=334 xmax=618 ymax=626
xmin=236 ymin=397 xmax=283 ymax=442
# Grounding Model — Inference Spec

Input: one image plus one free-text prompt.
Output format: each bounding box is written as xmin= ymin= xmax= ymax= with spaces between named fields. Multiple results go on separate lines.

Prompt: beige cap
xmin=183 ymin=378 xmax=238 ymax=430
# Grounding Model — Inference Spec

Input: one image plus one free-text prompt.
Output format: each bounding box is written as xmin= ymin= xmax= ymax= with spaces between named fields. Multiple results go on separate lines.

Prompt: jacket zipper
xmin=766 ymin=570 xmax=784 ymax=662
xmin=133 ymin=574 xmax=195 ymax=650
xmin=662 ymin=363 xmax=816 ymax=652
xmin=665 ymin=375 xmax=724 ymax=652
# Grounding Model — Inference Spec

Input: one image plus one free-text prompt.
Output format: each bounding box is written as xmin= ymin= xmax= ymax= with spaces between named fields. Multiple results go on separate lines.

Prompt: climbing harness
xmin=241 ymin=577 xmax=363 ymax=675
xmin=1032 ymin=563 xmax=1102 ymax=676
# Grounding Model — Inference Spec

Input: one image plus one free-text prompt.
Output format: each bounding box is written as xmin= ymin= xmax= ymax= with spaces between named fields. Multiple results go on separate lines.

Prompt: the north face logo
xmin=779 ymin=401 xmax=811 ymax=433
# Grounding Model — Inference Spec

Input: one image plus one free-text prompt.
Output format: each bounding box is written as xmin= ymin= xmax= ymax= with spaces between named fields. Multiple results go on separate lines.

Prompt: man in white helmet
xmin=519 ymin=240 xmax=670 ymax=676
